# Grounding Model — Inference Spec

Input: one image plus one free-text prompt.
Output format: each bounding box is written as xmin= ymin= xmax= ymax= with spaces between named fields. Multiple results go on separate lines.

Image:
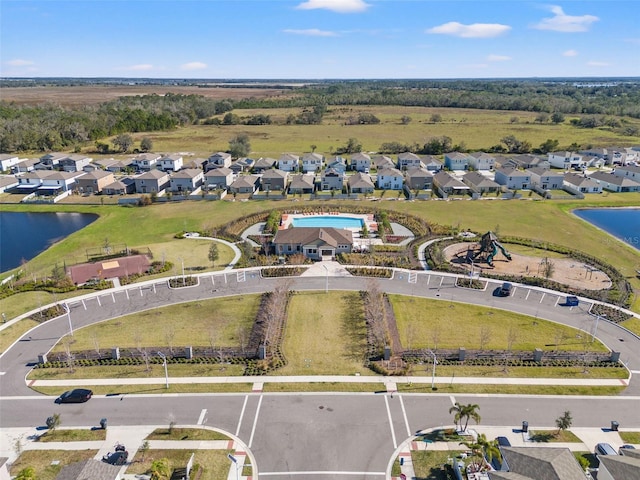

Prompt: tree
xmin=400 ymin=115 xmax=412 ymax=125
xmin=460 ymin=433 xmax=499 ymax=473
xmin=310 ymin=144 xmax=317 ymax=152
xmin=222 ymin=112 xmax=240 ymax=125
xmin=430 ymin=113 xmax=443 ymax=123
xmin=541 ymin=257 xmax=555 ymax=279
xmin=150 ymin=458 xmax=171 ymax=480
xmin=555 ymin=410 xmax=572 ymax=435
xmin=449 ymin=402 xmax=481 ymax=432
xmin=551 ymin=112 xmax=565 ymax=124
xmin=139 ymin=440 xmax=150 ymax=462
xmin=208 ymin=243 xmax=219 ymax=266
xmin=539 ymin=139 xmax=559 ymax=154
xmin=228 ymin=133 xmax=251 ymax=158
xmin=535 ymin=112 xmax=549 ymax=123
xmin=46 ymin=413 xmax=61 ymax=431
xmin=112 ymin=133 xmax=134 ymax=153
xmin=335 ymin=137 xmax=362 ymax=155
xmin=140 ymin=137 xmax=153 ymax=152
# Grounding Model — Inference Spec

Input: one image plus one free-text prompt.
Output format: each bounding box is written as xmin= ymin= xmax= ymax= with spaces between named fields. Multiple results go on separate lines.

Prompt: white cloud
xmin=181 ymin=62 xmax=207 ymax=70
xmin=283 ymin=28 xmax=339 ymax=37
xmin=563 ymin=49 xmax=578 ymax=57
xmin=587 ymin=61 xmax=609 ymax=67
xmin=7 ymin=59 xmax=34 ymax=66
xmin=533 ymin=5 xmax=599 ymax=32
xmin=125 ymin=64 xmax=154 ymax=71
xmin=487 ymin=54 xmax=511 ymax=62
xmin=296 ymin=0 xmax=370 ymax=13
xmin=426 ymin=22 xmax=511 ymax=38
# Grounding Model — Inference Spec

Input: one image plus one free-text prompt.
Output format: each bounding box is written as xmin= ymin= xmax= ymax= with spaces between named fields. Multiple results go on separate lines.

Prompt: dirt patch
xmin=444 ymin=242 xmax=611 ymax=291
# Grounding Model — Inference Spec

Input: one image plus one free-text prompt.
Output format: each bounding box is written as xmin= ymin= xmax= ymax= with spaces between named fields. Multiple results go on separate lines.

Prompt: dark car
xmin=564 ymin=296 xmax=579 ymax=306
xmin=56 ymin=388 xmax=93 ymax=404
xmin=620 ymin=444 xmax=637 ymax=455
xmin=497 ymin=282 xmax=512 ymax=297
xmin=102 ymin=450 xmax=128 ymax=465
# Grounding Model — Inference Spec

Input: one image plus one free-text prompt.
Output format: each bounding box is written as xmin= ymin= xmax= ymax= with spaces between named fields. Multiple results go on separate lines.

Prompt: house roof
xmin=14 ymin=158 xmax=40 ymax=168
xmin=322 ymin=167 xmax=344 ymax=178
xmin=273 ymin=227 xmax=353 ymax=248
xmin=616 ymin=165 xmax=640 ymax=174
xmin=597 ymin=454 xmax=640 ymax=480
xmin=405 ymin=167 xmax=433 ymax=179
xmin=488 ymin=472 xmax=534 ymax=480
xmin=171 ymin=168 xmax=202 ymax=179
xmin=103 ymin=180 xmax=130 ymax=190
xmin=422 ymin=155 xmax=443 ymax=166
xmin=434 ymin=171 xmax=468 ymax=189
xmin=526 ymin=167 xmax=561 ymax=177
xmin=495 ymin=167 xmax=530 ymax=178
xmin=132 ymin=153 xmax=161 ymax=161
xmin=209 ymin=151 xmax=231 ymax=159
xmin=289 ymin=174 xmax=315 ymax=188
xmin=40 ymin=152 xmax=68 ymax=161
xmin=463 ymin=171 xmax=499 ymax=188
xmin=469 ymin=151 xmax=495 ymax=160
xmin=61 ymin=154 xmax=92 ymax=163
xmin=377 ymin=167 xmax=403 ymax=177
xmin=136 ymin=169 xmax=168 ymax=180
xmin=254 ymin=157 xmax=277 ymax=168
xmin=445 ymin=152 xmax=470 ymax=160
xmin=500 ymin=447 xmax=585 ymax=480
xmin=303 ymin=152 xmax=324 ymax=162
xmin=372 ymin=155 xmax=394 ymax=169
xmin=0 ymin=175 xmax=19 ymax=188
xmin=22 ymin=170 xmax=56 ymax=180
xmin=54 ymin=459 xmax=121 ymax=480
xmin=262 ymin=169 xmax=288 ymax=179
xmin=205 ymin=167 xmax=233 ymax=177
xmin=564 ymin=172 xmax=599 ymax=187
xmin=590 ymin=171 xmax=640 ymax=186
xmin=46 ymin=171 xmax=82 ymax=180
xmin=351 ymin=152 xmax=371 ymax=162
xmin=279 ymin=153 xmax=300 ymax=162
xmin=0 ymin=154 xmax=19 ymax=161
xmin=348 ymin=172 xmax=374 ymax=188
xmin=78 ymin=170 xmax=113 ymax=181
xmin=230 ymin=175 xmax=259 ymax=188
xmin=398 ymin=152 xmax=421 ymax=161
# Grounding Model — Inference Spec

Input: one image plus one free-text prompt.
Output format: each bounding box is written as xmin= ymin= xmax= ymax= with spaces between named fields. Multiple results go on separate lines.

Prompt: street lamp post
xmin=592 ymin=314 xmax=606 ymax=342
xmin=227 ymin=454 xmax=239 ymax=480
xmin=178 ymin=257 xmax=185 ymax=287
xmin=322 ymin=264 xmax=329 ymax=293
xmin=157 ymin=351 xmax=169 ymax=388
xmin=427 ymin=349 xmax=437 ymax=390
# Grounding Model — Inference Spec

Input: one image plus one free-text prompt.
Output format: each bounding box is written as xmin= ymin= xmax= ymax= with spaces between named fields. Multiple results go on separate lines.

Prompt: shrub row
xmin=346 ymin=267 xmax=393 ymax=278
xmin=261 ymin=267 xmax=306 ymax=277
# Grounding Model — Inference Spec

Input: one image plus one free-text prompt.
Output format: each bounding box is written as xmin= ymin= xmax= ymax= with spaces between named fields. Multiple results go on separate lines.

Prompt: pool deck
xmin=280 ymin=212 xmax=377 ymax=232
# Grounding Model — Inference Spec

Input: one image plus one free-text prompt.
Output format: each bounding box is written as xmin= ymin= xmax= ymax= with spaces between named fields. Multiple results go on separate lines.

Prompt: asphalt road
xmin=1 ymin=269 xmax=640 ymax=479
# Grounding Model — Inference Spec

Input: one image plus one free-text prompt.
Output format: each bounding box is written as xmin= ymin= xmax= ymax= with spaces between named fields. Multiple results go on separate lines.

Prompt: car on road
xmin=497 ymin=282 xmax=512 ymax=297
xmin=55 ymin=388 xmax=93 ymax=404
xmin=102 ymin=450 xmax=128 ymax=465
xmin=564 ymin=295 xmax=579 ymax=306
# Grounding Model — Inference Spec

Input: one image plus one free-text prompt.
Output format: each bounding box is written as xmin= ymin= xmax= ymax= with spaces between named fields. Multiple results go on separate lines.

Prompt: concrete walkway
xmin=185 ymin=234 xmax=242 ymax=271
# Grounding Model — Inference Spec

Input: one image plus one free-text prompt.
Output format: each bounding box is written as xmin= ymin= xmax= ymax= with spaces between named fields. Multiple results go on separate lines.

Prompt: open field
xmin=0 ymin=85 xmax=291 ymax=106
xmin=10 ymin=450 xmax=99 ymax=480
xmin=98 ymin=105 xmax=640 ymax=159
xmin=390 ymin=295 xmax=608 ymax=352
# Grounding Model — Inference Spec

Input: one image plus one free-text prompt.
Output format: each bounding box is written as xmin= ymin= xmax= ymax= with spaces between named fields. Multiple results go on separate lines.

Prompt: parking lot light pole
xmin=178 ymin=257 xmax=185 ymax=287
xmin=157 ymin=352 xmax=169 ymax=388
xmin=427 ymin=349 xmax=437 ymax=390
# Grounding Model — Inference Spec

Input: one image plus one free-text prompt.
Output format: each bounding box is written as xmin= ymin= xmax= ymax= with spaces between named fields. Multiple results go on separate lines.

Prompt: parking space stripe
xmin=236 ymin=395 xmax=249 ymax=437
xmin=384 ymin=394 xmax=397 ymax=449
xmin=248 ymin=394 xmax=263 ymax=449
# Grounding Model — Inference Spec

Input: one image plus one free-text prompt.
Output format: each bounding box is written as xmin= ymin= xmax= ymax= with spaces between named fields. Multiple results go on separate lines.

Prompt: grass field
xmin=529 ymin=430 xmax=582 ymax=443
xmin=390 ymin=295 xmax=608 ymax=352
xmin=32 ymin=383 xmax=253 ymax=396
xmin=411 ymin=450 xmax=463 ymax=480
xmin=145 ymin=428 xmax=230 ymax=441
xmin=37 ymin=428 xmax=106 ymax=442
xmin=619 ymin=432 xmax=640 ymax=444
xmin=275 ymin=291 xmax=374 ymax=375
xmin=10 ymin=450 xmax=99 ymax=480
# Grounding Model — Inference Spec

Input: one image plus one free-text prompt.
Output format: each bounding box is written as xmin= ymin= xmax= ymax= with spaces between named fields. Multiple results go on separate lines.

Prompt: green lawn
xmin=391 ymin=295 xmax=608 ymax=352
xmin=529 ymin=430 xmax=582 ymax=443
xmin=619 ymin=432 xmax=640 ymax=444
xmin=37 ymin=428 xmax=106 ymax=442
xmin=396 ymin=384 xmax=626 ymax=396
xmin=274 ymin=291 xmax=375 ymax=376
xmin=32 ymin=383 xmax=253 ymax=396
xmin=126 ymin=449 xmax=238 ymax=480
xmin=145 ymin=428 xmax=230 ymax=441
xmin=411 ymin=450 xmax=463 ymax=480
xmin=10 ymin=450 xmax=99 ymax=480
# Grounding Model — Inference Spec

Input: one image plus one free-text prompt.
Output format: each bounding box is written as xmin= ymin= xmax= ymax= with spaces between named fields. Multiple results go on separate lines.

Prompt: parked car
xmin=595 ymin=442 xmax=617 ymax=458
xmin=564 ymin=296 xmax=579 ymax=306
xmin=497 ymin=282 xmax=512 ymax=297
xmin=619 ymin=444 xmax=637 ymax=455
xmin=55 ymin=388 xmax=93 ymax=404
xmin=102 ymin=450 xmax=128 ymax=465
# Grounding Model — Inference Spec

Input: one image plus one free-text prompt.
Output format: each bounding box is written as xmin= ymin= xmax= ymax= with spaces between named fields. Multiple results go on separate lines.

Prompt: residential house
xmin=41 ymin=171 xmax=83 ymax=193
xmin=16 ymin=170 xmax=53 ymax=190
xmin=494 ymin=167 xmax=531 ymax=190
xmin=183 ymin=157 xmax=208 ymax=170
xmin=404 ymin=167 xmax=433 ymax=190
xmin=350 ymin=152 xmax=371 ymax=172
xmin=372 ymin=155 xmax=395 ymax=171
xmin=204 ymin=167 xmax=233 ymax=190
xmin=230 ymin=158 xmax=254 ymax=174
xmin=422 ymin=155 xmax=443 ymax=171
xmin=580 ymin=147 xmax=609 ymax=164
xmin=207 ymin=152 xmax=232 ymax=169
xmin=261 ymin=169 xmax=289 ymax=191
xmin=462 ymin=171 xmax=500 ymax=193
xmin=376 ymin=167 xmax=404 ymax=190
xmin=320 ymin=167 xmax=345 ymax=191
xmin=326 ymin=156 xmax=347 ymax=173
xmin=590 ymin=171 xmax=640 ymax=192
xmin=278 ymin=153 xmax=300 ymax=172
xmin=501 ymin=154 xmax=550 ymax=170
xmin=548 ymin=151 xmax=584 ymax=170
xmin=288 ymin=174 xmax=315 ymax=194
xmin=0 ymin=175 xmax=19 ymax=193
xmin=596 ymin=454 xmax=640 ymax=480
xmin=54 ymin=459 xmax=121 ymax=480
xmin=11 ymin=158 xmax=39 ymax=173
xmin=229 ymin=175 xmax=260 ymax=195
xmin=467 ymin=152 xmax=496 ymax=171
xmin=131 ymin=153 xmax=161 ymax=172
xmin=170 ymin=168 xmax=204 ymax=193
xmin=157 ymin=154 xmax=183 ymax=172
xmin=527 ymin=167 xmax=564 ymax=190
xmin=613 ymin=164 xmax=640 ymax=181
xmin=76 ymin=170 xmax=115 ymax=194
xmin=397 ymin=152 xmax=423 ymax=170
xmin=433 ymin=171 xmax=470 ymax=195
xmin=491 ymin=446 xmax=586 ymax=480
xmin=0 ymin=154 xmax=21 ymax=171
xmin=106 ymin=160 xmax=132 ymax=173
xmin=273 ymin=227 xmax=353 ymax=260
xmin=444 ymin=152 xmax=471 ymax=171
xmin=253 ymin=157 xmax=277 ymax=173
xmin=38 ymin=152 xmax=67 ymax=169
xmin=347 ymin=172 xmax=375 ymax=194
xmin=134 ymin=169 xmax=170 ymax=194
xmin=103 ymin=178 xmax=135 ymax=195
xmin=609 ymin=147 xmax=638 ymax=165
xmin=563 ymin=172 xmax=602 ymax=193
xmin=302 ymin=152 xmax=324 ymax=173
xmin=59 ymin=154 xmax=92 ymax=172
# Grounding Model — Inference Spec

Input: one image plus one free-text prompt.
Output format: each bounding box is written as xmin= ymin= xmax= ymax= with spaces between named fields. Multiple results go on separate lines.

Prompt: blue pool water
xmin=573 ymin=208 xmax=640 ymax=251
xmin=292 ymin=215 xmax=364 ymax=229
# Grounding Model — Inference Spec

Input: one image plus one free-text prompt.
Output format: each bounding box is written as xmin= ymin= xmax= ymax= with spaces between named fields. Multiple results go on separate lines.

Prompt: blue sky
xmin=1 ymin=0 xmax=639 ymax=78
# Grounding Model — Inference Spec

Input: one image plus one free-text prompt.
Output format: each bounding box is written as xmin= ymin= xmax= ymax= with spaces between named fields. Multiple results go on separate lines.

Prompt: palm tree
xmin=150 ymin=458 xmax=171 ymax=480
xmin=449 ymin=402 xmax=481 ymax=432
xmin=460 ymin=433 xmax=500 ymax=473
xmin=479 ymin=434 xmax=501 ymax=468
xmin=449 ymin=402 xmax=463 ymax=431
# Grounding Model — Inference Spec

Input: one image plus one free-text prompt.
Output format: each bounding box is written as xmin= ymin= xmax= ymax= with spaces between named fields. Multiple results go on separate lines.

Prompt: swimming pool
xmin=292 ymin=215 xmax=364 ymax=229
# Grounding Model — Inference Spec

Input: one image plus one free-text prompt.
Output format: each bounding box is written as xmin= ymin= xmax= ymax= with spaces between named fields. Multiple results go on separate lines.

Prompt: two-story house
xmin=278 ymin=153 xmax=300 ymax=172
xmin=261 ymin=169 xmax=289 ymax=191
xmin=397 ymin=152 xmax=423 ymax=171
xmin=157 ymin=154 xmax=184 ymax=172
xmin=207 ymin=152 xmax=232 ymax=170
xmin=170 ymin=169 xmax=204 ymax=193
xmin=613 ymin=165 xmax=640 ymax=181
xmin=404 ymin=167 xmax=433 ymax=190
xmin=526 ymin=167 xmax=564 ymax=190
xmin=548 ymin=151 xmax=584 ymax=170
xmin=350 ymin=152 xmax=371 ymax=172
xmin=376 ymin=167 xmax=404 ymax=190
xmin=302 ymin=152 xmax=324 ymax=173
xmin=494 ymin=167 xmax=531 ymax=190
xmin=37 ymin=152 xmax=67 ymax=170
xmin=59 ymin=154 xmax=92 ymax=172
xmin=444 ymin=152 xmax=471 ymax=171
xmin=134 ymin=169 xmax=170 ymax=194
xmin=467 ymin=152 xmax=496 ymax=171
xmin=320 ymin=167 xmax=345 ymax=191
xmin=204 ymin=167 xmax=234 ymax=190
xmin=131 ymin=153 xmax=161 ymax=172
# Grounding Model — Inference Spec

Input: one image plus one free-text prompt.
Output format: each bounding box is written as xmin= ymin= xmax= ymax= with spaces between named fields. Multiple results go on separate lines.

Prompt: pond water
xmin=573 ymin=208 xmax=640 ymax=251
xmin=0 ymin=211 xmax=98 ymax=273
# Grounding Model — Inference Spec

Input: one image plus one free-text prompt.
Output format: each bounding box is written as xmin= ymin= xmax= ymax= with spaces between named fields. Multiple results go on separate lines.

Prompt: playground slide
xmin=487 ymin=241 xmax=512 ymax=266
xmin=495 ymin=241 xmax=512 ymax=261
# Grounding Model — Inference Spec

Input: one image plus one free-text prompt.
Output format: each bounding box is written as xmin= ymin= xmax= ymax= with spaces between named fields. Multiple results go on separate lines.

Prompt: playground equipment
xmin=473 ymin=231 xmax=512 ymax=267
